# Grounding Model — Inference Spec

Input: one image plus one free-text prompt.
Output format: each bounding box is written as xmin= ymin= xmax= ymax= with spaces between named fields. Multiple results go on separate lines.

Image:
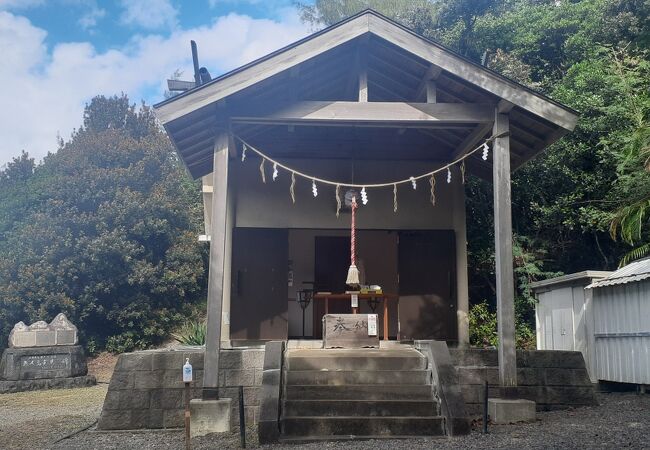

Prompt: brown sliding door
xmin=398 ymin=230 xmax=457 ymax=342
xmin=230 ymin=228 xmax=288 ymax=340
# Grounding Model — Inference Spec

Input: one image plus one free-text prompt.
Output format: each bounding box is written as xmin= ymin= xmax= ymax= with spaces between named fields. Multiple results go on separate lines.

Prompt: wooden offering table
xmin=313 ymin=292 xmax=399 ymax=340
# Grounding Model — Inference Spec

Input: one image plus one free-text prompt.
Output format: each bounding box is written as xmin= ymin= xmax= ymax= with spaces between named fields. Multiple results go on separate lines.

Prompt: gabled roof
xmin=154 ymin=9 xmax=579 ymax=179
xmin=530 ymin=271 xmax=612 ymax=291
xmin=586 ymin=258 xmax=650 ymax=289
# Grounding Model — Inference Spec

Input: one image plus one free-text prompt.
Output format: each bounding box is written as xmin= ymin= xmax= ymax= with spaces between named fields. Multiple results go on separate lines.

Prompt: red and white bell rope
xmin=346 ymin=195 xmax=360 ymax=287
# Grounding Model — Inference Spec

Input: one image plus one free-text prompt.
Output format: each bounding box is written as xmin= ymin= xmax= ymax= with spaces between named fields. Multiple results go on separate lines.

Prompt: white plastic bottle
xmin=183 ymin=358 xmax=193 ymax=383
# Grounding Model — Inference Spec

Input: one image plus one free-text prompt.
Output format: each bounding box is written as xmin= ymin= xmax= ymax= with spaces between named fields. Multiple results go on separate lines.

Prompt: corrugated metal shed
xmin=586 ymin=258 xmax=650 ymax=288
xmin=590 ymin=280 xmax=650 ymax=384
xmin=531 ymin=271 xmax=611 ymax=382
xmin=534 ymin=263 xmax=650 ymax=386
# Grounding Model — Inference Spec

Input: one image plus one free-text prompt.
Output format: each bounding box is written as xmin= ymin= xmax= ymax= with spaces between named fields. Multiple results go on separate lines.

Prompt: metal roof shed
xmin=530 ymin=271 xmax=611 ymax=383
xmin=532 ymin=260 xmax=650 ymax=386
xmin=585 ymin=259 xmax=650 ymax=386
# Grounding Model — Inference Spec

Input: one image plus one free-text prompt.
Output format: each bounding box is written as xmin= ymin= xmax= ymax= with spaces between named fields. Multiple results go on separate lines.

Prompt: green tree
xmin=0 ymin=95 xmax=207 ymax=353
xmin=296 ymin=0 xmax=437 ymax=35
xmin=606 ymin=48 xmax=650 ymax=265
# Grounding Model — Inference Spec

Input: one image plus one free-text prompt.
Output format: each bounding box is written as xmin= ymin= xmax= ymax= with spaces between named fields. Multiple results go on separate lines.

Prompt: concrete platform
xmin=189 ymin=398 xmax=232 ymax=437
xmin=488 ymin=398 xmax=536 ymax=424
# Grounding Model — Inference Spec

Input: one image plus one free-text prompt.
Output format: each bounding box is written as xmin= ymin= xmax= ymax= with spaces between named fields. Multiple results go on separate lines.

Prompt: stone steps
xmin=285 ymin=384 xmax=433 ymax=400
xmin=285 ymin=348 xmax=427 ymax=371
xmin=283 ymin=399 xmax=438 ymax=417
xmin=285 ymin=369 xmax=430 ymax=385
xmin=280 ymin=348 xmax=445 ymax=441
xmin=278 ymin=435 xmax=436 ymax=444
xmin=281 ymin=416 xmax=445 ymax=437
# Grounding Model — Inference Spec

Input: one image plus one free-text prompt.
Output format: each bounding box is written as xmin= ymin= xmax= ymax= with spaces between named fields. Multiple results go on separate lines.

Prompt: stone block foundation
xmin=450 ymin=349 xmax=597 ymax=416
xmin=97 ymin=347 xmax=264 ymax=430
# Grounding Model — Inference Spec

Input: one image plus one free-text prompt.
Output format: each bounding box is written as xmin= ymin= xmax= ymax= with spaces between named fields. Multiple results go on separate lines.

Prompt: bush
xmin=172 ymin=320 xmax=207 ymax=346
xmin=469 ymin=300 xmax=537 ymax=349
xmin=469 ymin=301 xmax=498 ymax=347
xmin=0 ymin=95 xmax=207 ymax=353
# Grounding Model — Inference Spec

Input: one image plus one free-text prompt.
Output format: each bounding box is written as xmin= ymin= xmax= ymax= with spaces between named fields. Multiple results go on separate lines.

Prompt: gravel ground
xmin=0 ymin=385 xmax=107 ymax=450
xmin=37 ymin=392 xmax=648 ymax=450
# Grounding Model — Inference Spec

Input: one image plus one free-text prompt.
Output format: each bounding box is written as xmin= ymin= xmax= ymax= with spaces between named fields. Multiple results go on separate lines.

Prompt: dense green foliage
xmin=172 ymin=320 xmax=207 ymax=346
xmin=300 ymin=0 xmax=650 ymax=346
xmin=0 ymin=95 xmax=207 ymax=353
xmin=606 ymin=50 xmax=650 ymax=265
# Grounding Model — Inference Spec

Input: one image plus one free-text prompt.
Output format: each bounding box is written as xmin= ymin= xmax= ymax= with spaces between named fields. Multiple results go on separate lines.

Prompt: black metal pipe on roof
xmin=191 ymin=40 xmax=200 ymax=87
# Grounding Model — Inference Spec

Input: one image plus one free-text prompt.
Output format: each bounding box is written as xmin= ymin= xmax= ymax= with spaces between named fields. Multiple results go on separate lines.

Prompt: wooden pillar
xmin=220 ymin=178 xmax=234 ymax=343
xmin=425 ymin=80 xmax=436 ymax=103
xmin=202 ymin=132 xmax=229 ymax=400
xmin=358 ymin=61 xmax=368 ymax=102
xmin=493 ymin=112 xmax=517 ymax=387
xmin=453 ymin=173 xmax=470 ymax=346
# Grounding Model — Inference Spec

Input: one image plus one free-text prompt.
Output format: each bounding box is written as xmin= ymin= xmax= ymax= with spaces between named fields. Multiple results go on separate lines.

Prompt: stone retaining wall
xmin=98 ymin=347 xmax=265 ymax=430
xmin=450 ymin=349 xmax=597 ymax=415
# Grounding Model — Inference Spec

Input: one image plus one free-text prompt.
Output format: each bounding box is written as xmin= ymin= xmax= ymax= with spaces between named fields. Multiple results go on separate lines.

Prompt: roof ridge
xmin=154 ymin=8 xmax=577 ymax=118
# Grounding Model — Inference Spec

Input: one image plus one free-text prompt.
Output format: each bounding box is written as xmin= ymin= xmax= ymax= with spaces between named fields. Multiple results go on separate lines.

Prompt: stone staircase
xmin=279 ymin=348 xmax=445 ymax=441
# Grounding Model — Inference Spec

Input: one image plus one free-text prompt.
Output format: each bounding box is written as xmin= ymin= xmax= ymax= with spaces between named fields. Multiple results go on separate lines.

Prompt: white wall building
xmin=532 ymin=260 xmax=650 ymax=386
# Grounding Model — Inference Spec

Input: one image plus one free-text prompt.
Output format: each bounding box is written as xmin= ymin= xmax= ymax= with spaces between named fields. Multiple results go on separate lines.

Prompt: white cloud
xmin=208 ymin=0 xmax=265 ymax=5
xmin=0 ymin=10 xmax=309 ymax=166
xmin=119 ymin=0 xmax=179 ymax=30
xmin=0 ymin=0 xmax=44 ymax=10
xmin=78 ymin=5 xmax=106 ymax=30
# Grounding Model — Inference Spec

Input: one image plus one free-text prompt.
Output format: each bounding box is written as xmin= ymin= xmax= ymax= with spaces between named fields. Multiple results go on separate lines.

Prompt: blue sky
xmin=0 ymin=0 xmax=314 ymax=165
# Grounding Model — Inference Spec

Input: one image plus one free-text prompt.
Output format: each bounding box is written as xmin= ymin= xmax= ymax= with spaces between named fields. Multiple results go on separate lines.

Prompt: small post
xmin=185 ymin=382 xmax=191 ymax=449
xmin=239 ymin=386 xmax=246 ymax=448
xmin=183 ymin=358 xmax=193 ymax=450
xmin=483 ymin=380 xmax=489 ymax=434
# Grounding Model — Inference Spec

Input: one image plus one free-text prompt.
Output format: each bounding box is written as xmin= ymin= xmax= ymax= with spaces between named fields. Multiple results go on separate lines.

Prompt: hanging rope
xmin=346 ymin=196 xmax=360 ymax=286
xmin=429 ymin=174 xmax=436 ymax=206
xmin=460 ymin=161 xmax=466 ymax=184
xmin=259 ymin=158 xmax=266 ymax=183
xmin=234 ymin=133 xmax=501 ymax=190
xmin=290 ymin=172 xmax=296 ymax=203
xmin=393 ymin=184 xmax=398 ymax=213
xmin=335 ymin=184 xmax=342 ymax=217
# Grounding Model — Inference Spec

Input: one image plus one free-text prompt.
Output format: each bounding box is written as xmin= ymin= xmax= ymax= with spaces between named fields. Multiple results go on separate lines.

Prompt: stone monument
xmin=0 ymin=313 xmax=95 ymax=393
